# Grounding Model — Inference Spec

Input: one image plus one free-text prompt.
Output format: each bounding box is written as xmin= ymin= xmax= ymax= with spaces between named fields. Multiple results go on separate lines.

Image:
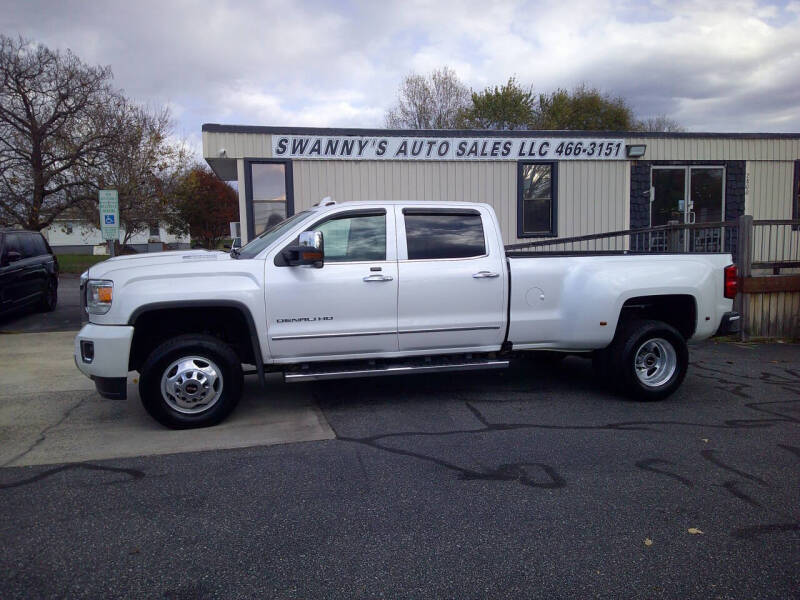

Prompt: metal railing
xmin=750 ymin=219 xmax=800 ymax=272
xmin=505 ymin=221 xmax=739 ymax=256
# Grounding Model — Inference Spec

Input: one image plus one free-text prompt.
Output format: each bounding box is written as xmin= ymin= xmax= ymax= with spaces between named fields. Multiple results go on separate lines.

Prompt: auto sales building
xmin=202 ymin=124 xmax=800 ymax=337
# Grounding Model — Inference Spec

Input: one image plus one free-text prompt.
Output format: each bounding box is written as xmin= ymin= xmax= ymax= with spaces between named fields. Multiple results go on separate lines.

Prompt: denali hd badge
xmin=276 ymin=316 xmax=333 ymax=323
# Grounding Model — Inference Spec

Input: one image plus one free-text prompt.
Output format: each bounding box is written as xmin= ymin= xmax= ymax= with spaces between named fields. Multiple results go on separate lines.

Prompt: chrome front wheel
xmin=139 ymin=335 xmax=243 ymax=429
xmin=160 ymin=356 xmax=224 ymax=414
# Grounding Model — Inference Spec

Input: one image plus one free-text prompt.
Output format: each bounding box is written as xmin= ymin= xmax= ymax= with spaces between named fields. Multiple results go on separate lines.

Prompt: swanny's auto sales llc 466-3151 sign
xmin=272 ymin=135 xmax=626 ymax=161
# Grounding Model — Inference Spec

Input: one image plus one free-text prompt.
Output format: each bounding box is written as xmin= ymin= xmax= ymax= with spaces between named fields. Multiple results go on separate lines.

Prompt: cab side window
xmin=275 ymin=210 xmax=388 ymax=266
xmin=403 ymin=210 xmax=486 ymax=260
xmin=313 ymin=213 xmax=386 ymax=262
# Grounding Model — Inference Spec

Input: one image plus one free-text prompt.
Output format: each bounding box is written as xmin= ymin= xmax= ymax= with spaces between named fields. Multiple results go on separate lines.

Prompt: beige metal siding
xmin=203 ymin=131 xmax=273 ymax=159
xmin=748 ymin=161 xmax=797 ymax=219
xmin=632 ymin=137 xmax=800 ymax=161
xmin=292 ymin=160 xmax=628 ymax=245
xmin=747 ymin=161 xmax=799 ymax=265
xmin=203 ymin=131 xmax=800 ymax=163
xmin=556 ymin=161 xmax=629 ymax=240
xmin=202 ymin=130 xmax=799 ymax=247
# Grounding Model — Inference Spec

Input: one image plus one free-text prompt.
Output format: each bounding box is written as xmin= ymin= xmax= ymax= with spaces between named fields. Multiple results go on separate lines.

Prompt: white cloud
xmin=0 ymin=0 xmax=797 ymax=156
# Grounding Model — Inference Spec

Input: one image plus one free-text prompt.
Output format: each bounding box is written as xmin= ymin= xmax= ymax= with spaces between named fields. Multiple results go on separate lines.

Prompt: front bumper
xmin=74 ymin=323 xmax=134 ymax=399
xmin=714 ymin=311 xmax=741 ymax=336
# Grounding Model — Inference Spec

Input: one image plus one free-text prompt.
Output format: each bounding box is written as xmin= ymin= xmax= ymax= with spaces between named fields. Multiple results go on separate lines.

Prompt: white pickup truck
xmin=74 ymin=200 xmax=739 ymax=428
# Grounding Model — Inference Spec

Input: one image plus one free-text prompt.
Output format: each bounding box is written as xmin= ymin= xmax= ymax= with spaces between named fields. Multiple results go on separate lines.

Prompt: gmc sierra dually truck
xmin=74 ymin=200 xmax=739 ymax=429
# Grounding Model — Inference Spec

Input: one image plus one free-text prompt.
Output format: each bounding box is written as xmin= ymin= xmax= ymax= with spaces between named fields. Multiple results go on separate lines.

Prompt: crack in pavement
xmin=1 ymin=395 xmax=88 ymax=468
xmin=0 ymin=462 xmax=145 ymax=489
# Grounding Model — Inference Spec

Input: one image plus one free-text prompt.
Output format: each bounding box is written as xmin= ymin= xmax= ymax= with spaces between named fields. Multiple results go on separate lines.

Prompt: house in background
xmin=43 ymin=219 xmax=191 ymax=254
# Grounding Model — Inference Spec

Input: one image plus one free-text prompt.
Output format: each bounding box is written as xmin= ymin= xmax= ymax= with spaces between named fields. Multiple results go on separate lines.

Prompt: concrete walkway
xmin=0 ymin=331 xmax=334 ymax=467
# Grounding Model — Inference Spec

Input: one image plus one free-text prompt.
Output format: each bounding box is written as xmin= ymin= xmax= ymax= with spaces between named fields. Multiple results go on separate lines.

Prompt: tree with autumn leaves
xmin=167 ymin=167 xmax=238 ymax=250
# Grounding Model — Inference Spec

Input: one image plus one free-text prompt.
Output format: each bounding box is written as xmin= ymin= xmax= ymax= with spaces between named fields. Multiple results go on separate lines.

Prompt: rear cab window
xmin=402 ymin=209 xmax=487 ymax=260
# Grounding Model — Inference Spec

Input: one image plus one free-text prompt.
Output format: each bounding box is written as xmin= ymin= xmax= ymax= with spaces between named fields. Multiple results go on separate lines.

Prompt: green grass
xmin=56 ymin=254 xmax=109 ymax=274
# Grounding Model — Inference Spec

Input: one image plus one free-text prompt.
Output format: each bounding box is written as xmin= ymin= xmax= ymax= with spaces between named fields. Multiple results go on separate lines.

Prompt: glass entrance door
xmin=688 ymin=168 xmax=724 ymax=252
xmin=651 ymin=166 xmax=724 ymax=252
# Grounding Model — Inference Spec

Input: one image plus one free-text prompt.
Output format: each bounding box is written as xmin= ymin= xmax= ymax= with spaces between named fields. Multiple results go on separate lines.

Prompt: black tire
xmin=607 ymin=319 xmax=688 ymax=401
xmin=139 ymin=334 xmax=243 ymax=429
xmin=38 ymin=277 xmax=57 ymax=312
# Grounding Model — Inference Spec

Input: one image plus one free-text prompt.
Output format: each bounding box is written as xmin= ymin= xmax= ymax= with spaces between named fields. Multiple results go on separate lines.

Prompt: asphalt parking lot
xmin=0 ymin=331 xmax=798 ymax=598
xmin=0 ymin=275 xmax=83 ymax=333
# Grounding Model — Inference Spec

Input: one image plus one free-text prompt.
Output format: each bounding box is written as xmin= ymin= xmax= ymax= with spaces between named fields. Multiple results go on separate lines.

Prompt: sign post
xmin=99 ymin=190 xmax=119 ymax=257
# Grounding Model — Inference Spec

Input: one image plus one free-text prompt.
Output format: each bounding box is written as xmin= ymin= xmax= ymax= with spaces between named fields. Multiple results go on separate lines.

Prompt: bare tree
xmin=385 ymin=66 xmax=470 ymax=129
xmin=0 ymin=35 xmax=125 ymax=230
xmin=636 ymin=115 xmax=685 ymax=132
xmin=81 ymin=102 xmax=192 ymax=248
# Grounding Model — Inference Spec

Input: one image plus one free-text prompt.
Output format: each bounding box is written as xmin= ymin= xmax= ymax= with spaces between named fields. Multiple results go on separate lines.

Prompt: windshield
xmin=236 ymin=211 xmax=311 ymax=259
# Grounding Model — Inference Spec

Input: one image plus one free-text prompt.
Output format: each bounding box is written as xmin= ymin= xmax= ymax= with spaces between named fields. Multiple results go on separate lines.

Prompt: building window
xmin=794 ymin=160 xmax=800 ymax=220
xmin=244 ymin=159 xmax=294 ymax=242
xmin=149 ymin=223 xmax=160 ymax=237
xmin=517 ymin=162 xmax=557 ymax=237
xmin=251 ymin=162 xmax=288 ymax=236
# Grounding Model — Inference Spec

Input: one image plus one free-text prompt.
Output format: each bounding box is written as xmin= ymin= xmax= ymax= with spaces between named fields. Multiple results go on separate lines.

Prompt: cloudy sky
xmin=2 ymin=0 xmax=799 ymax=154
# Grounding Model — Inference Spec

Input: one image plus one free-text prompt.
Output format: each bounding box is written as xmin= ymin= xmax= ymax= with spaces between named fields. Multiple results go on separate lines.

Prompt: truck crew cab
xmin=75 ymin=201 xmax=738 ymax=428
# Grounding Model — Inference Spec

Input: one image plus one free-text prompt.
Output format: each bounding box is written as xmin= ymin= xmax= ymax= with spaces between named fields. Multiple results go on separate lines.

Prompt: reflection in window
xmin=519 ymin=163 xmax=555 ymax=236
xmin=795 ymin=160 xmax=800 ymax=219
xmin=250 ymin=163 xmax=287 ymax=235
xmin=404 ymin=213 xmax=486 ymax=260
xmin=311 ymin=214 xmax=386 ymax=262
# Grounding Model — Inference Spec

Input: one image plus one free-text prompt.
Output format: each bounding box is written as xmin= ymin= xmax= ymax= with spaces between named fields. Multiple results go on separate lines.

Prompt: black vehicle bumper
xmin=91 ymin=376 xmax=127 ymax=400
xmin=714 ymin=311 xmax=741 ymax=336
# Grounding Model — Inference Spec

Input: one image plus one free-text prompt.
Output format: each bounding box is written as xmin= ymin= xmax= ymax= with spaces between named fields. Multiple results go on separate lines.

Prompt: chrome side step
xmin=283 ymin=359 xmax=509 ymax=383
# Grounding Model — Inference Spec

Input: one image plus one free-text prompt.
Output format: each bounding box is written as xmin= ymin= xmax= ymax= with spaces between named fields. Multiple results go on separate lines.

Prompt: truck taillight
xmin=724 ymin=264 xmax=738 ymax=299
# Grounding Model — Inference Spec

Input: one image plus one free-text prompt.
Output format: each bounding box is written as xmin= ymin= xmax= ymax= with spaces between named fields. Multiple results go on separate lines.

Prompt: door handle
xmin=473 ymin=271 xmax=500 ymax=278
xmin=363 ymin=274 xmax=393 ymax=282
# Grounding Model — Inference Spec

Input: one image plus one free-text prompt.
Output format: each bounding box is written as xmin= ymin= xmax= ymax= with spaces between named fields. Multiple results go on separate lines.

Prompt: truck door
xmin=265 ymin=207 xmax=399 ymax=359
xmin=396 ymin=206 xmax=507 ymax=352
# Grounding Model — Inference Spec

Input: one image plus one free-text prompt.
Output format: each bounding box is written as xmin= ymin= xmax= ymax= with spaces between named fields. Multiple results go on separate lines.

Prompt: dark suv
xmin=0 ymin=229 xmax=59 ymax=316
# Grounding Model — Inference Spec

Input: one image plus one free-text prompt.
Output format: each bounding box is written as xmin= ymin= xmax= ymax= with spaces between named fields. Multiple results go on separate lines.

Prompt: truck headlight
xmin=87 ymin=280 xmax=113 ymax=314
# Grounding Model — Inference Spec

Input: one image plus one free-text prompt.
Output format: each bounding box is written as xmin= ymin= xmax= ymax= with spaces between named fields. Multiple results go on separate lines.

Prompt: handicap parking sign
xmin=99 ymin=190 xmax=119 ymax=240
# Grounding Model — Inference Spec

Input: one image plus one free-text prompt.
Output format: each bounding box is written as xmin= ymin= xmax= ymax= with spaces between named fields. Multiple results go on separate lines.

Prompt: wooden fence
xmin=736 ymin=217 xmax=800 ymax=340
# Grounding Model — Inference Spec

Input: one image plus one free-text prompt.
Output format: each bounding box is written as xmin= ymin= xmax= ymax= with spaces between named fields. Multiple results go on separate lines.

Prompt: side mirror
xmin=5 ymin=250 xmax=21 ymax=264
xmin=282 ymin=231 xmax=324 ymax=268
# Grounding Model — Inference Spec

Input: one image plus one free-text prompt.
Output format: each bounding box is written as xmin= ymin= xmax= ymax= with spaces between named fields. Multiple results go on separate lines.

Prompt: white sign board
xmin=99 ymin=190 xmax=119 ymax=241
xmin=272 ymin=135 xmax=626 ymax=161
